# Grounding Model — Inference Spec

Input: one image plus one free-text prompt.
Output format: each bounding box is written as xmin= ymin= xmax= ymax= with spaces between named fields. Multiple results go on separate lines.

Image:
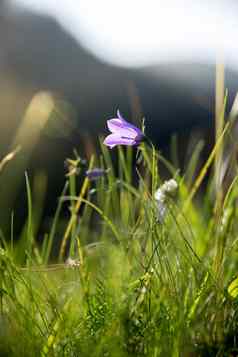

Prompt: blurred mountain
xmin=1 ymin=1 xmax=233 ymax=141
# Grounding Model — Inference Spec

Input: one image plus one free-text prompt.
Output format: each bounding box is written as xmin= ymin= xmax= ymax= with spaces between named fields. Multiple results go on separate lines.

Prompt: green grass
xmin=1 ymin=118 xmax=238 ymax=356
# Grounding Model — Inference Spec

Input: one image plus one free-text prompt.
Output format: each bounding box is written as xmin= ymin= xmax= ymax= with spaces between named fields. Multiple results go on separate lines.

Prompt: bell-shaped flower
xmin=103 ymin=110 xmax=144 ymax=149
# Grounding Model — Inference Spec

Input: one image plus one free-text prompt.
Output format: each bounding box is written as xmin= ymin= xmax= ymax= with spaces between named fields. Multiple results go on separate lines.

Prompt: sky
xmin=10 ymin=0 xmax=238 ymax=70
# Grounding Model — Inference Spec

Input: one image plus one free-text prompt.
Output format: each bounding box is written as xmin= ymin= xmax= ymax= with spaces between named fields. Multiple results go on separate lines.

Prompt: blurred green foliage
xmin=0 ymin=108 xmax=238 ymax=356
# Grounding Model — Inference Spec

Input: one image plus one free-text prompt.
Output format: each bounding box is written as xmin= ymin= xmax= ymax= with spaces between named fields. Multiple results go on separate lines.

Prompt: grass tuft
xmin=1 ymin=99 xmax=238 ymax=356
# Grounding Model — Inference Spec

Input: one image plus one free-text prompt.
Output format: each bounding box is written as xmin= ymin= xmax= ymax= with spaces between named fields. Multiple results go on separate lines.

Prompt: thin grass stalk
xmin=183 ymin=121 xmax=230 ymax=212
xmin=43 ymin=182 xmax=68 ymax=264
xmin=215 ymin=59 xmax=225 ymax=214
xmin=59 ymin=156 xmax=95 ymax=260
xmin=25 ymin=173 xmax=33 ymax=260
xmin=62 ymin=196 xmax=121 ymax=244
xmin=69 ymin=172 xmax=77 ymax=257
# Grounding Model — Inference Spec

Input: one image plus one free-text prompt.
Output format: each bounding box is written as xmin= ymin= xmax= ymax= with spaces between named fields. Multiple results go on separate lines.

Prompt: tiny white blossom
xmin=154 ymin=188 xmax=167 ymax=223
xmin=154 ymin=188 xmax=166 ymax=202
xmin=161 ymin=179 xmax=178 ymax=195
xmin=154 ymin=179 xmax=178 ymax=223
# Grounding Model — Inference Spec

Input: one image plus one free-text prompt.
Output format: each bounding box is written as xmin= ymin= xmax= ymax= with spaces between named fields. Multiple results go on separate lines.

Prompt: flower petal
xmin=110 ymin=111 xmax=143 ymax=140
xmin=107 ymin=119 xmax=139 ymax=139
xmin=117 ymin=109 xmax=126 ymax=121
xmin=103 ymin=133 xmax=135 ymax=148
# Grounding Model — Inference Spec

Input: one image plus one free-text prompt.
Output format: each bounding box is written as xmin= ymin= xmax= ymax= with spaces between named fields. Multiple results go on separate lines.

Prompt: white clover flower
xmin=154 ymin=179 xmax=178 ymax=223
xmin=154 ymin=188 xmax=166 ymax=202
xmin=161 ymin=179 xmax=178 ymax=195
xmin=154 ymin=188 xmax=167 ymax=223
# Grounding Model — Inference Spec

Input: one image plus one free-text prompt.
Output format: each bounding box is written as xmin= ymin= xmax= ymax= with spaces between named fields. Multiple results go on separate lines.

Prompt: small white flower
xmin=154 ymin=179 xmax=178 ymax=223
xmin=154 ymin=188 xmax=167 ymax=223
xmin=154 ymin=188 xmax=166 ymax=202
xmin=161 ymin=179 xmax=178 ymax=195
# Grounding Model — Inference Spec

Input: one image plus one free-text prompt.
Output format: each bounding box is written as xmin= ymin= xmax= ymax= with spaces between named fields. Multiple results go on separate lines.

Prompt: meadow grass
xmin=1 ymin=110 xmax=238 ymax=357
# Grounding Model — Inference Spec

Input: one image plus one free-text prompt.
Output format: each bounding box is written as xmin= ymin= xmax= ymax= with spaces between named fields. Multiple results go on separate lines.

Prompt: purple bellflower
xmin=103 ymin=110 xmax=144 ymax=149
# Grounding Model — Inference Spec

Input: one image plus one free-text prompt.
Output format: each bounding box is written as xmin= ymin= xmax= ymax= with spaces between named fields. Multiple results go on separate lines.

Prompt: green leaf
xmin=228 ymin=276 xmax=238 ymax=298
